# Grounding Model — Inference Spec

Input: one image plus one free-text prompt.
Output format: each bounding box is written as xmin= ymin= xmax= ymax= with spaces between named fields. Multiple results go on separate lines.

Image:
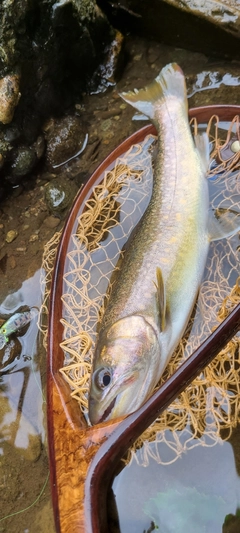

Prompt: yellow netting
xmin=40 ymin=117 xmax=240 ymax=465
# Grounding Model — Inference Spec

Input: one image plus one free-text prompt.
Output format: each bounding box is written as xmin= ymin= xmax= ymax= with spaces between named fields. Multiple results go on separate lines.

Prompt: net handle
xmin=86 ymin=302 xmax=240 ymax=533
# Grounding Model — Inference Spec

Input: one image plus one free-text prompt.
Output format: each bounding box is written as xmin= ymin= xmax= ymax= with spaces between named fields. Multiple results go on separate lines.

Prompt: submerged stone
xmin=45 ymin=176 xmax=79 ymax=213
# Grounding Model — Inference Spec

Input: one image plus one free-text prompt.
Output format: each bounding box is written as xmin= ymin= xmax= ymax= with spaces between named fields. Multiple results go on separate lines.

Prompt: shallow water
xmin=113 ymin=436 xmax=240 ymax=533
xmin=0 ymin=35 xmax=240 ymax=533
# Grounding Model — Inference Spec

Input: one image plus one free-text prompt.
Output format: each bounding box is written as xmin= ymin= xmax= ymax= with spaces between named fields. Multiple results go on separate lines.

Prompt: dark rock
xmin=0 ymin=0 xmax=124 ymax=194
xmin=99 ymin=0 xmax=240 ymax=59
xmin=43 ymin=115 xmax=86 ymax=169
xmin=88 ymin=30 xmax=125 ymax=93
xmin=3 ymin=124 xmax=21 ymax=143
xmin=0 ymin=135 xmax=11 ymax=161
xmin=11 ymin=145 xmax=37 ymax=178
xmin=0 ymin=1 xmax=119 ymax=118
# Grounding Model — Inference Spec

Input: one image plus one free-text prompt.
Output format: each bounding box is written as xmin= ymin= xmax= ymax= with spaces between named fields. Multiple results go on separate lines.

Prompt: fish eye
xmin=94 ymin=367 xmax=112 ymax=390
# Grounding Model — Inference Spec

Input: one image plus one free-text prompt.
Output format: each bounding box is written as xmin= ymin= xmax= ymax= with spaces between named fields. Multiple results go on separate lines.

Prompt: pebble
xmin=147 ymin=47 xmax=160 ymax=64
xmin=133 ymin=54 xmax=143 ymax=61
xmin=6 ymin=230 xmax=18 ymax=243
xmin=42 ymin=215 xmax=60 ymax=229
xmin=0 ymin=74 xmax=21 ymax=124
xmin=111 ymin=92 xmax=120 ymax=100
xmin=29 ymin=234 xmax=39 ymax=243
xmin=7 ymin=255 xmax=16 ymax=269
xmin=102 ymin=130 xmax=114 ymax=140
xmin=100 ymin=119 xmax=113 ymax=132
xmin=94 ymin=108 xmax=122 ymax=120
xmin=16 ymin=246 xmax=27 ymax=252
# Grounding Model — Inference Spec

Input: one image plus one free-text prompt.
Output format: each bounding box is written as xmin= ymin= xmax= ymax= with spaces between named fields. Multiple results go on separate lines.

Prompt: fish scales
xmin=88 ymin=63 xmax=236 ymax=425
xmin=102 ymin=98 xmax=207 ymax=332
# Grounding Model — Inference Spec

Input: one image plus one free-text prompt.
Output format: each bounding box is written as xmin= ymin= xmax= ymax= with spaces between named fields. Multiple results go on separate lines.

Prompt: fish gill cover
xmin=39 ymin=115 xmax=240 ymax=466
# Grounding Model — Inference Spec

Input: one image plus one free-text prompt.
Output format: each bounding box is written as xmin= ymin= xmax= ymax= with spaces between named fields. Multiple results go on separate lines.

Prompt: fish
xmin=88 ymin=63 xmax=240 ymax=425
xmin=0 ymin=307 xmax=38 ymax=349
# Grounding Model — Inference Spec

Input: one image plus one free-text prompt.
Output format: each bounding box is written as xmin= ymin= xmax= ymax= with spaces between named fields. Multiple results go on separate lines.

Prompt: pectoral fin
xmin=208 ymin=207 xmax=240 ymax=241
xmin=154 ymin=267 xmax=166 ymax=332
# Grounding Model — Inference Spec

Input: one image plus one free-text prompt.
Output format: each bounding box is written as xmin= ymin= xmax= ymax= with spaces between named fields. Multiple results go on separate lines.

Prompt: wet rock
xmin=43 ymin=115 xmax=86 ymax=169
xmin=166 ymin=0 xmax=240 ymax=38
xmin=0 ymin=135 xmax=11 ymax=162
xmin=44 ymin=176 xmax=79 ymax=214
xmin=0 ymin=75 xmax=21 ymax=124
xmin=11 ymin=145 xmax=37 ymax=179
xmin=89 ymin=30 xmax=125 ymax=92
xmin=103 ymin=0 xmax=240 ymax=58
xmin=33 ymin=135 xmax=45 ymax=160
xmin=3 ymin=123 xmax=21 ymax=143
xmin=5 ymin=230 xmax=18 ymax=243
xmin=0 ymin=0 xmax=122 ymax=195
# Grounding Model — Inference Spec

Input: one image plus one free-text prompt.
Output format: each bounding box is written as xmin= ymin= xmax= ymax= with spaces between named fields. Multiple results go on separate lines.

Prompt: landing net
xmin=40 ymin=115 xmax=240 ymax=465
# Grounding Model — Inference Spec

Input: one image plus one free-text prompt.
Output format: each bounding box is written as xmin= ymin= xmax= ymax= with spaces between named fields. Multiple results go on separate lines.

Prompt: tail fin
xmin=119 ymin=63 xmax=187 ymax=120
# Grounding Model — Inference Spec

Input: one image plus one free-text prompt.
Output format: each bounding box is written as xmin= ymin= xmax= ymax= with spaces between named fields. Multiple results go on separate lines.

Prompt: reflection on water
xmin=0 ymin=269 xmax=51 ymax=531
xmin=188 ymin=71 xmax=240 ymax=98
xmin=112 ymin=436 xmax=240 ymax=533
xmin=0 ymin=269 xmax=45 ymax=458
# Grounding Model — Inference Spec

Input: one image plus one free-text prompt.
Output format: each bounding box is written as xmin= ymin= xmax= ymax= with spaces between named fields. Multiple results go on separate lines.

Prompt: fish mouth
xmin=98 ymin=396 xmax=117 ymax=424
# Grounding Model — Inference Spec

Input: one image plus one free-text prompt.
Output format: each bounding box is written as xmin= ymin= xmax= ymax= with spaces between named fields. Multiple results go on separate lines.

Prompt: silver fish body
xmin=88 ymin=63 xmax=237 ymax=425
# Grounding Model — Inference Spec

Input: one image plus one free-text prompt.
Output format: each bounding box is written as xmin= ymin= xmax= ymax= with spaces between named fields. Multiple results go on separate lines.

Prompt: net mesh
xmin=40 ymin=117 xmax=240 ymax=466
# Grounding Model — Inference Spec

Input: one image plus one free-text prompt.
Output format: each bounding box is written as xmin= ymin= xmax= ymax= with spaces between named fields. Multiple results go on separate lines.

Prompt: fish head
xmin=88 ymin=315 xmax=160 ymax=425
